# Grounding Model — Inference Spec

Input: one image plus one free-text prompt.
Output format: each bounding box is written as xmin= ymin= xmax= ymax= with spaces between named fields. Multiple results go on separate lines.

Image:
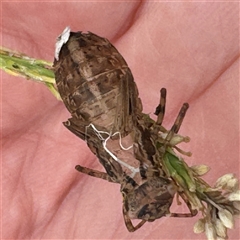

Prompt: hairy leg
xmin=75 ymin=165 xmax=115 ymax=182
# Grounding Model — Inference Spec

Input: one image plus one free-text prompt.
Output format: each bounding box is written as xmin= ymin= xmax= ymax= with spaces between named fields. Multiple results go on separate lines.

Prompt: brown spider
xmin=64 ymin=89 xmax=197 ymax=232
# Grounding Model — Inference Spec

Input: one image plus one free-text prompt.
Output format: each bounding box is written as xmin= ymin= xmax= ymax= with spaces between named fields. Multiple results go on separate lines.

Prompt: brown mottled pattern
xmin=126 ymin=177 xmax=175 ymax=220
xmin=53 ymin=30 xmax=195 ymax=232
xmin=54 ymin=31 xmax=142 ymax=136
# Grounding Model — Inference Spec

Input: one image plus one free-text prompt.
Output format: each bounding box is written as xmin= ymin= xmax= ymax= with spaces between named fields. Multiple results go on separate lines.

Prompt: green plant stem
xmin=0 ymin=47 xmax=61 ymax=100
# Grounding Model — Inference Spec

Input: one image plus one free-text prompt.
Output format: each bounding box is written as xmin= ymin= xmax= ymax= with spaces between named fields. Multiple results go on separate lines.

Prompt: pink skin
xmin=2 ymin=2 xmax=239 ymax=239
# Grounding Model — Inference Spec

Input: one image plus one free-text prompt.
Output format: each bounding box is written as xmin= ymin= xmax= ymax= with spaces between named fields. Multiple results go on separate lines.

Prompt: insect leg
xmin=169 ymin=191 xmax=198 ymax=217
xmin=169 ymin=211 xmax=197 ymax=217
xmin=122 ymin=204 xmax=146 ymax=232
xmin=166 ymin=103 xmax=189 ymax=140
xmin=155 ymin=88 xmax=167 ymax=126
xmin=75 ymin=165 xmax=115 ymax=183
xmin=64 ymin=118 xmax=122 ymax=182
xmin=163 ymin=103 xmax=189 ymax=149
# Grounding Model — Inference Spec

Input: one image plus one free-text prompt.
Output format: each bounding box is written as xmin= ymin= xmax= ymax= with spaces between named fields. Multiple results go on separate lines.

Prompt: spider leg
xmin=122 ymin=204 xmax=146 ymax=232
xmin=155 ymin=88 xmax=167 ymax=126
xmin=75 ymin=165 xmax=115 ymax=183
xmin=169 ymin=211 xmax=197 ymax=217
xmin=64 ymin=117 xmax=123 ymax=182
xmin=169 ymin=191 xmax=198 ymax=217
xmin=164 ymin=103 xmax=189 ymax=145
